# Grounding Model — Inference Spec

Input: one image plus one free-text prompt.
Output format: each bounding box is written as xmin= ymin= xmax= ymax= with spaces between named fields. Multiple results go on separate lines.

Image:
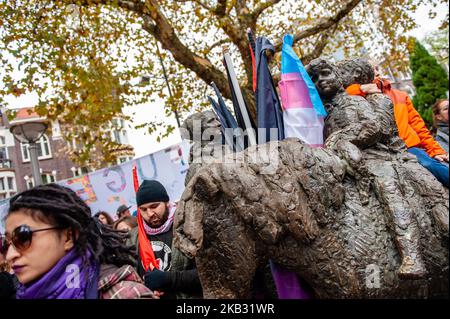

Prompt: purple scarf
xmin=16 ymin=248 xmax=99 ymax=299
xmin=142 ymin=203 xmax=176 ymax=236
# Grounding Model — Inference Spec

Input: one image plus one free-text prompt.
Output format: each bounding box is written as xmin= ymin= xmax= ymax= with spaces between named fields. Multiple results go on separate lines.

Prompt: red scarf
xmin=132 ymin=165 xmax=159 ymax=271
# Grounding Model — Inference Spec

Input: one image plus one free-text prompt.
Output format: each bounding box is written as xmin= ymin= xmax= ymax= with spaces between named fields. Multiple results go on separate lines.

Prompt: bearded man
xmin=128 ymin=180 xmax=202 ymax=298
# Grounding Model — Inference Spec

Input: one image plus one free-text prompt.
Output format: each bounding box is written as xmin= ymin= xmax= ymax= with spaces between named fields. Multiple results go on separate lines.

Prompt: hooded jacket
xmin=346 ymin=79 xmax=446 ymax=158
xmin=127 ymin=226 xmax=202 ymax=299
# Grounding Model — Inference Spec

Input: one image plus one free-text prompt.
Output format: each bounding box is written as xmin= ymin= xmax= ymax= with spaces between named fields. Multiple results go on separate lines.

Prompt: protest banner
xmin=0 ymin=141 xmax=190 ymax=233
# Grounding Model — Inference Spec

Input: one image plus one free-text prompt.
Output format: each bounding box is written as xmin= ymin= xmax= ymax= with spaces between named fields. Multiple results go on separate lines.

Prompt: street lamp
xmin=10 ymin=121 xmax=48 ymax=186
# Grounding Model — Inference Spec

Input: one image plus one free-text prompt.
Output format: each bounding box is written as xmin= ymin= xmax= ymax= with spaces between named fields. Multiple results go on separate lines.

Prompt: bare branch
xmin=226 ymin=0 xmax=235 ymax=15
xmin=215 ymin=0 xmax=228 ymax=16
xmin=61 ymin=0 xmax=232 ymax=100
xmin=235 ymin=0 xmax=249 ymax=15
xmin=251 ymin=0 xmax=281 ymax=20
xmin=116 ymin=0 xmax=142 ymax=11
xmin=174 ymin=0 xmax=214 ymax=12
xmin=273 ymin=0 xmax=363 ymax=52
xmin=203 ymin=38 xmax=232 ymax=56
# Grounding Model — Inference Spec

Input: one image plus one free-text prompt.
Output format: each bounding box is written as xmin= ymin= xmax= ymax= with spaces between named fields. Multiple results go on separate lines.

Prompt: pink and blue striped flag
xmin=279 ymin=34 xmax=327 ymax=148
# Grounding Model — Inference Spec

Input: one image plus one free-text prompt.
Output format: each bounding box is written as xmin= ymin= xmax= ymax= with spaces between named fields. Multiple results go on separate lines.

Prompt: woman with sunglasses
xmin=1 ymin=183 xmax=156 ymax=299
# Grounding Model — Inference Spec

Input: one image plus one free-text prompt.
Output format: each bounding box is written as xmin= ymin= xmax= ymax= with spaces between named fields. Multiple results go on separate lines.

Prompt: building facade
xmin=0 ymin=107 xmax=134 ymax=199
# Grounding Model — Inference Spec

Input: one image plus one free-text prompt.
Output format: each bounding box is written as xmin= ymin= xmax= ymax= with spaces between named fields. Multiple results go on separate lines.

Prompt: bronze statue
xmin=173 ymin=58 xmax=449 ymax=298
xmin=307 ymin=58 xmax=428 ymax=279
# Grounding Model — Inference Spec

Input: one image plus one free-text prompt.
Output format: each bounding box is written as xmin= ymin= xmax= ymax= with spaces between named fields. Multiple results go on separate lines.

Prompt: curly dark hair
xmin=94 ymin=211 xmax=115 ymax=226
xmin=306 ymin=58 xmax=337 ymax=77
xmin=113 ymin=216 xmax=137 ymax=231
xmin=335 ymin=58 xmax=375 ymax=88
xmin=6 ymin=183 xmax=136 ymax=267
xmin=306 ymin=58 xmax=343 ymax=85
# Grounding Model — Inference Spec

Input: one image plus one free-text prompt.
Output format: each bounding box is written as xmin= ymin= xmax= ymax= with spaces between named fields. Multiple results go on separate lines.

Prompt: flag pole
xmin=223 ymin=48 xmax=257 ymax=146
xmin=132 ymin=164 xmax=158 ymax=271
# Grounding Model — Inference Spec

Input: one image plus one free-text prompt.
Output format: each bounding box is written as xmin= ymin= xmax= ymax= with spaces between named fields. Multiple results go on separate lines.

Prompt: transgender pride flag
xmin=279 ymin=34 xmax=327 ymax=147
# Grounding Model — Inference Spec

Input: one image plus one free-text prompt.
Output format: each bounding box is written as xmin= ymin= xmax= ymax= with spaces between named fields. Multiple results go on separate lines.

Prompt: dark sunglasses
xmin=1 ymin=224 xmax=65 ymax=255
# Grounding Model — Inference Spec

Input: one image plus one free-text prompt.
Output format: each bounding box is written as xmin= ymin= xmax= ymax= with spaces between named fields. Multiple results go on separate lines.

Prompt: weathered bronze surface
xmin=174 ymin=58 xmax=449 ymax=298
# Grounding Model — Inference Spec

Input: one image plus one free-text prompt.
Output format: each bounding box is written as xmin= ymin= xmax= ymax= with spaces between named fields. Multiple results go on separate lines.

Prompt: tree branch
xmin=141 ymin=1 xmax=234 ymax=95
xmin=215 ymin=0 xmax=228 ymax=16
xmin=60 ymin=0 xmax=257 ymax=117
xmin=174 ymin=0 xmax=214 ymax=12
xmin=235 ymin=0 xmax=249 ymax=16
xmin=61 ymin=0 xmax=232 ymax=101
xmin=301 ymin=25 xmax=338 ymax=65
xmin=273 ymin=0 xmax=363 ymax=52
xmin=203 ymin=38 xmax=232 ymax=56
xmin=116 ymin=0 xmax=145 ymax=13
xmin=251 ymin=0 xmax=281 ymax=20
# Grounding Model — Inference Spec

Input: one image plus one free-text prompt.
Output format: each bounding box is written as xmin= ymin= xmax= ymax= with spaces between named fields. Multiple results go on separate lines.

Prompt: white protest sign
xmin=0 ymin=141 xmax=191 ymax=233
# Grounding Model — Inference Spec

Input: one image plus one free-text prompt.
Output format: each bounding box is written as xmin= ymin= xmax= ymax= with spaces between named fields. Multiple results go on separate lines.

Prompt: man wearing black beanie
xmin=127 ymin=180 xmax=202 ymax=299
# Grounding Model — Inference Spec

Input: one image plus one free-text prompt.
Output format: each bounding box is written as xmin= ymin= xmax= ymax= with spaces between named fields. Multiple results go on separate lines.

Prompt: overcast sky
xmin=3 ymin=1 xmax=448 ymax=158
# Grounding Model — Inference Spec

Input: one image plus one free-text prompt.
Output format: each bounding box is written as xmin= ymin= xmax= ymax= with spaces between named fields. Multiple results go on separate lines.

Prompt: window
xmin=111 ymin=129 xmax=129 ymax=144
xmin=71 ymin=167 xmax=89 ymax=177
xmin=0 ymin=135 xmax=9 ymax=168
xmin=111 ymin=118 xmax=129 ymax=145
xmin=21 ymin=135 xmax=52 ymax=162
xmin=42 ymin=139 xmax=50 ymax=156
xmin=7 ymin=177 xmax=14 ymax=190
xmin=26 ymin=178 xmax=35 ymax=190
xmin=22 ymin=144 xmax=29 ymax=161
xmin=1 ymin=176 xmax=16 ymax=197
xmin=41 ymin=173 xmax=55 ymax=185
xmin=117 ymin=156 xmax=133 ymax=165
xmin=121 ymin=130 xmax=129 ymax=144
xmin=113 ymin=130 xmax=122 ymax=143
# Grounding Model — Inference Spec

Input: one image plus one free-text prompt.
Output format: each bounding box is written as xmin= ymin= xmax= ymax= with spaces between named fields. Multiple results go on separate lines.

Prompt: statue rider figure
xmin=306 ymin=58 xmax=427 ymax=279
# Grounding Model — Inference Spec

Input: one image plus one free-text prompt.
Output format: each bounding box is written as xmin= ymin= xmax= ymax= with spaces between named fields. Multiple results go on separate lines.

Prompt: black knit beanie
xmin=136 ymin=180 xmax=169 ymax=206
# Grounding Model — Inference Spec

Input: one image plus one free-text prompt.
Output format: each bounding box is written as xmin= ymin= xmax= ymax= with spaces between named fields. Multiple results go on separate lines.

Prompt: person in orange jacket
xmin=346 ymin=63 xmax=449 ymax=187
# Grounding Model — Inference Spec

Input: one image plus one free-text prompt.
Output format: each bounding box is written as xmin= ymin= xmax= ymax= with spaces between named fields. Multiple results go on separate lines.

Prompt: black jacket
xmin=127 ymin=226 xmax=202 ymax=298
xmin=0 ymin=272 xmax=16 ymax=299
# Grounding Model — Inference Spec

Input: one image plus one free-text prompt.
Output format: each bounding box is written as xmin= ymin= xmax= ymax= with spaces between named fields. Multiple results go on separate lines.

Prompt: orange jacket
xmin=346 ymin=80 xmax=446 ymax=158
